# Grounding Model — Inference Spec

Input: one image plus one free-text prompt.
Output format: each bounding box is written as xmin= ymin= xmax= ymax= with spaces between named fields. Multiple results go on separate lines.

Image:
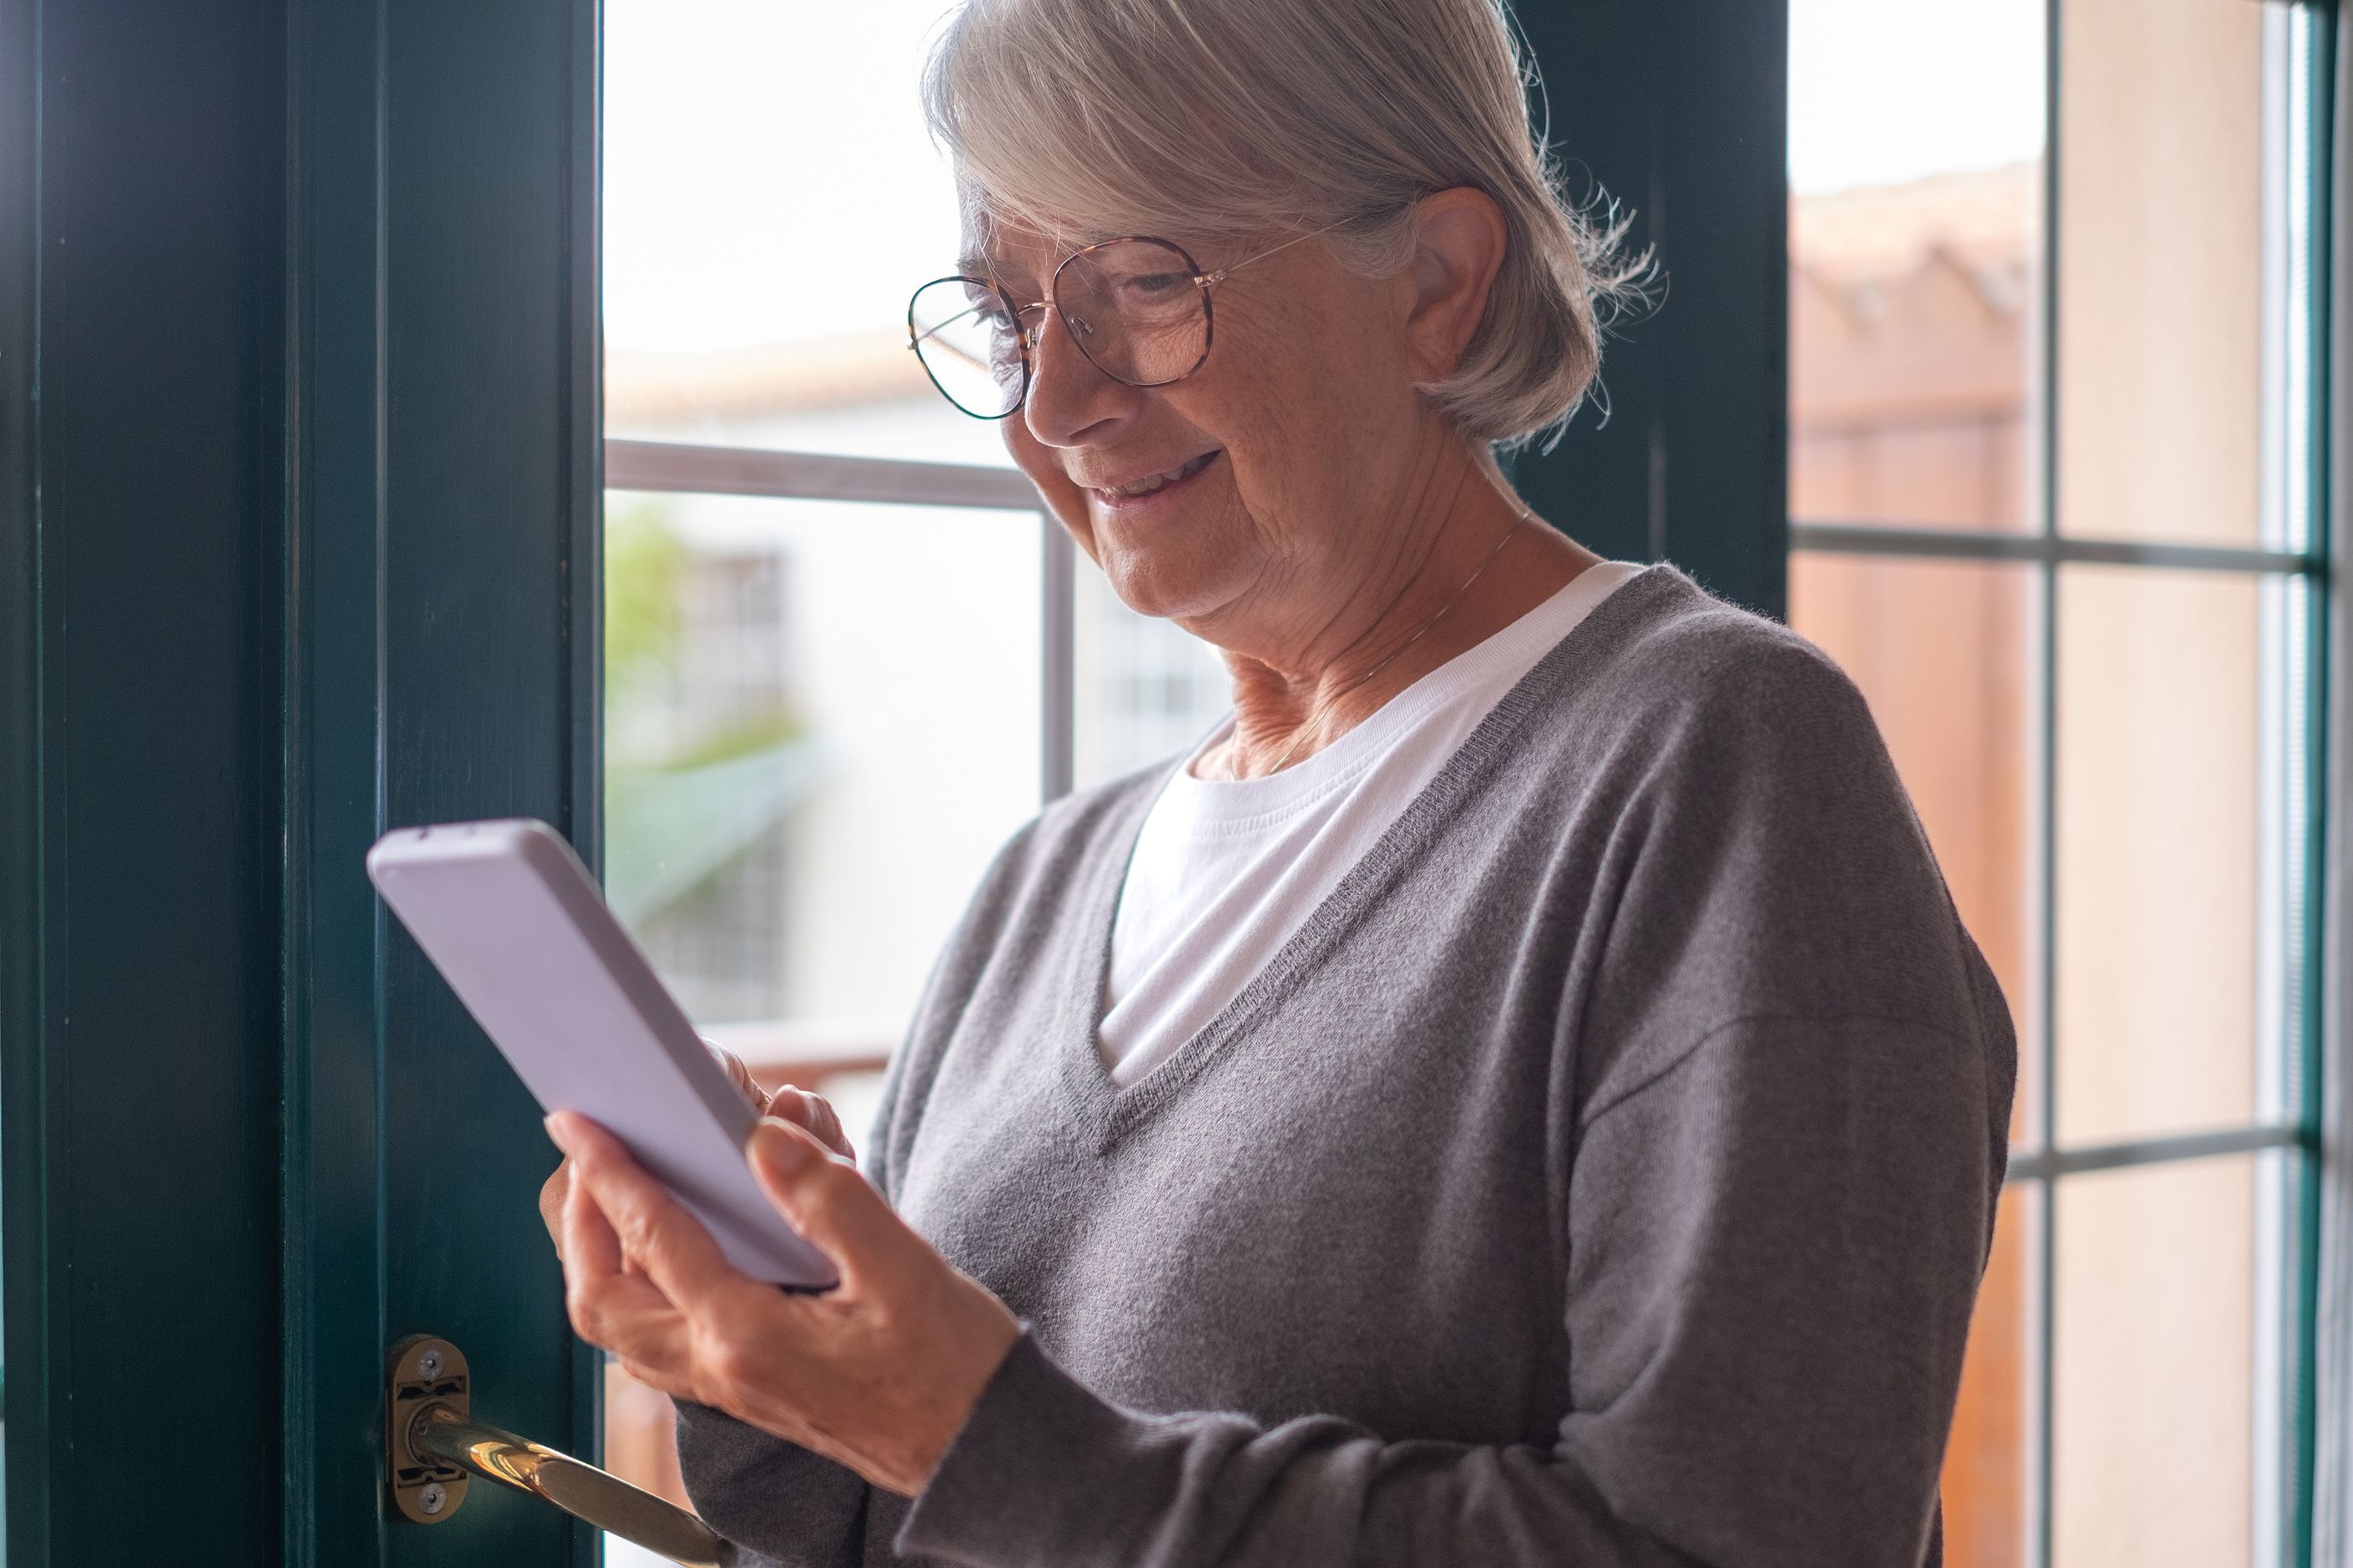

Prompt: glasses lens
xmin=1055 ymin=240 xmax=1208 ymax=387
xmin=909 ymin=278 xmax=1026 ymax=418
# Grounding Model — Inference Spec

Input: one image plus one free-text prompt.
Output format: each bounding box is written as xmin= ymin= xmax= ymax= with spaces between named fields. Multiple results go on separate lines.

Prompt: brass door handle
xmin=387 ymin=1335 xmax=734 ymax=1568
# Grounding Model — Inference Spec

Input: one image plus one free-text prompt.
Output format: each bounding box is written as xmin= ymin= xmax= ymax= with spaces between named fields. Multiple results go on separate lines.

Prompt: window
xmin=594 ymin=2 xmax=2335 ymax=1561
xmin=596 ymin=0 xmax=1227 ymax=1545
xmin=1787 ymin=3 xmax=2332 ymax=1565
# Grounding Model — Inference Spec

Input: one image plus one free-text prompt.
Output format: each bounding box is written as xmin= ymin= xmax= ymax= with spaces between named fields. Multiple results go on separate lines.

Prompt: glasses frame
xmin=907 ymin=223 xmax=1339 ymax=420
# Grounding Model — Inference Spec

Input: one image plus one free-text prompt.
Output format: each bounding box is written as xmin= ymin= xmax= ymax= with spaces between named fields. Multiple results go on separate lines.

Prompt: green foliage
xmin=605 ymin=498 xmax=685 ymax=700
xmin=663 ymin=705 xmax=805 ymax=771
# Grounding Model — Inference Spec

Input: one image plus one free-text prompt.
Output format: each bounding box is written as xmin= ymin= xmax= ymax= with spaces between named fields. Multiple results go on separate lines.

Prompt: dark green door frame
xmin=1510 ymin=2 xmax=1791 ymax=618
xmin=3 ymin=0 xmax=600 ymax=1561
xmin=0 ymin=0 xmax=290 ymax=1558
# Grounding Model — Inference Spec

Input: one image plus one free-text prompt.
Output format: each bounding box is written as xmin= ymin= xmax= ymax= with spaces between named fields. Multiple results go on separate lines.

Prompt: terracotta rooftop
xmin=608 ymin=328 xmax=931 ymax=426
xmin=1793 ymin=161 xmax=2035 ymax=289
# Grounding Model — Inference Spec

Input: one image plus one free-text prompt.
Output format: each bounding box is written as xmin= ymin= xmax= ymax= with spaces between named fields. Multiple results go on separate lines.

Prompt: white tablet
xmin=367 ymin=817 xmax=838 ymax=1289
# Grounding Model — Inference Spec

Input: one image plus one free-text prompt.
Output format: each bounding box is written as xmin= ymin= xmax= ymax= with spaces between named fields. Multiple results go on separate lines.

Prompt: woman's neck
xmin=1195 ymin=463 xmax=1599 ymax=782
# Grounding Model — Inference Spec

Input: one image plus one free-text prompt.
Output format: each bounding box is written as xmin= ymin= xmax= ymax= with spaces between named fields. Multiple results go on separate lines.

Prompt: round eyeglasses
xmin=907 ymin=226 xmax=1334 ymax=420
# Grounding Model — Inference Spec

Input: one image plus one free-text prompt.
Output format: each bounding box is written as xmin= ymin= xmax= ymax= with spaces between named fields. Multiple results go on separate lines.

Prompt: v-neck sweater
xmin=1102 ymin=559 xmax=1645 ymax=1087
xmin=676 ymin=562 xmax=2018 ymax=1568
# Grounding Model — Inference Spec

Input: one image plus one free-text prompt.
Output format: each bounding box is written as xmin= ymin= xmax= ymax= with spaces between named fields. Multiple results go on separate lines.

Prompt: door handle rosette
xmin=387 ymin=1334 xmax=734 ymax=1567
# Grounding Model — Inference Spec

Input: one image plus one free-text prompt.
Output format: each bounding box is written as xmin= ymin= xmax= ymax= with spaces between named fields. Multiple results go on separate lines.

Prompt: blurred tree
xmin=606 ymin=497 xmax=686 ymax=711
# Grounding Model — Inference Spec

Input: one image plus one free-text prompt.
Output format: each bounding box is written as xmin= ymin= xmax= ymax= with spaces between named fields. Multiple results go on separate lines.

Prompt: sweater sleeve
xmin=895 ymin=1005 xmax=1995 ymax=1568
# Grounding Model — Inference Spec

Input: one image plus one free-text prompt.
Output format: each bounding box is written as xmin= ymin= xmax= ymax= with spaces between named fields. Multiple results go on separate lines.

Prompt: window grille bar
xmin=1792 ymin=520 xmax=2321 ymax=576
xmin=2029 ymin=6 xmax=2065 ymax=1559
xmin=2004 ymin=1121 xmax=2308 ymax=1184
xmin=606 ymin=438 xmax=1041 ymax=512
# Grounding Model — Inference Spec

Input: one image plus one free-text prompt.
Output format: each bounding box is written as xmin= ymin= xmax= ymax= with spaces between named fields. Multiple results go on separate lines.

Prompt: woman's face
xmin=979 ymin=213 xmax=1469 ymax=653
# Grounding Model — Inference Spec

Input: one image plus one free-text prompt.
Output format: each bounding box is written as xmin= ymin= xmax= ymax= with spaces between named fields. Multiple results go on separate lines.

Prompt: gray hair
xmin=920 ymin=0 xmax=1659 ymax=451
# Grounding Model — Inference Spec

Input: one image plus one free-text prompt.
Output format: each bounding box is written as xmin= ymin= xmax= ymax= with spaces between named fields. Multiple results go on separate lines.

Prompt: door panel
xmin=290 ymin=0 xmax=603 ymax=1561
xmin=6 ymin=0 xmax=602 ymax=1562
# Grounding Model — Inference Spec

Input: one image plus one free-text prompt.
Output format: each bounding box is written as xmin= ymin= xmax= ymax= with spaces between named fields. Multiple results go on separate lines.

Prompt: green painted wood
xmin=1507 ymin=2 xmax=1791 ymax=619
xmin=280 ymin=2 xmax=396 ymax=1564
xmin=284 ymin=0 xmax=603 ymax=1561
xmin=2289 ymin=11 xmax=2336 ymax=1565
xmin=5 ymin=0 xmax=600 ymax=1561
xmin=1 ymin=0 xmax=291 ymax=1561
xmin=0 ymin=0 xmax=45 ymax=1559
xmin=374 ymin=0 xmax=602 ymax=1560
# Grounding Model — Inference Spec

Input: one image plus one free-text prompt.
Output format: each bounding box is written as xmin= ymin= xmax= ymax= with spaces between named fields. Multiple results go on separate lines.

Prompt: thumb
xmin=746 ymin=1117 xmax=918 ymax=1289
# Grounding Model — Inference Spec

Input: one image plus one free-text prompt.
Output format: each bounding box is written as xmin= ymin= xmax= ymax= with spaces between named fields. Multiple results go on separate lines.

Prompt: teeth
xmin=1107 ymin=451 xmax=1213 ymax=497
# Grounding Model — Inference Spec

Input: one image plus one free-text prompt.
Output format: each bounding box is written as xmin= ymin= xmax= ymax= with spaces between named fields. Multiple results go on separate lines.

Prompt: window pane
xmin=597 ymin=489 xmax=1040 ymax=1531
xmin=603 ymin=0 xmax=1012 ymax=468
xmin=1072 ymin=559 xmax=1232 ymax=791
xmin=2054 ymin=0 xmax=2271 ymax=545
xmin=1942 ymin=1185 xmax=2035 ymax=1568
xmin=1787 ymin=0 xmax=2045 ymax=533
xmin=2055 ymin=567 xmax=2261 ymax=1146
xmin=2054 ymin=1155 xmax=2256 ymax=1568
xmin=603 ymin=489 xmax=1040 ymax=1043
xmin=1789 ymin=554 xmax=2037 ymax=1144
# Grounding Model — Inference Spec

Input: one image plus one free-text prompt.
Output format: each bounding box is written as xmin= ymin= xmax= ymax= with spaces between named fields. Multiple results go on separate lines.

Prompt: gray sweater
xmin=679 ymin=563 xmax=2016 ymax=1568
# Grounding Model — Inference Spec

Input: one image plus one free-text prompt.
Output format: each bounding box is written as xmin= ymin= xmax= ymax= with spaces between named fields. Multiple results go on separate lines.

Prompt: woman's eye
xmin=1118 ymin=272 xmax=1191 ymax=301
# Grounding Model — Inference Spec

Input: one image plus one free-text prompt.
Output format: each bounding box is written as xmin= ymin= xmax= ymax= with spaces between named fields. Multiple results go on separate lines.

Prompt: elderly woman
xmin=542 ymin=0 xmax=2015 ymax=1563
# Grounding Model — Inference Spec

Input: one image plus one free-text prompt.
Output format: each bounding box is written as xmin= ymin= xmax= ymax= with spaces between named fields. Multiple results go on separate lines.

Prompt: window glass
xmin=2055 ymin=566 xmax=2261 ymax=1147
xmin=1945 ymin=1187 xmax=2037 ymax=1568
xmin=597 ymin=487 xmax=1040 ymax=1543
xmin=603 ymin=0 xmax=1013 ymax=469
xmin=605 ymin=490 xmax=1041 ymax=1044
xmin=1787 ymin=0 xmax=2045 ymax=534
xmin=1072 ymin=560 xmax=1231 ymax=791
xmin=1789 ymin=5 xmax=2319 ymax=1566
xmin=1790 ymin=552 xmax=2039 ymax=1566
xmin=2055 ymin=0 xmax=2270 ymax=547
xmin=2054 ymin=1156 xmax=2256 ymax=1568
xmin=1787 ymin=554 xmax=2038 ymax=1144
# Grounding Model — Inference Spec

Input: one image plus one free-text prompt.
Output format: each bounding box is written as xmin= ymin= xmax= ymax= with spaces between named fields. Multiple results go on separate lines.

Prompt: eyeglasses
xmin=907 ymin=224 xmax=1337 ymax=420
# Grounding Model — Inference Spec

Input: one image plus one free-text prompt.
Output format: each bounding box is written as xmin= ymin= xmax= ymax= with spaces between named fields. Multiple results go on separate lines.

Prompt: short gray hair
xmin=920 ymin=0 xmax=1658 ymax=451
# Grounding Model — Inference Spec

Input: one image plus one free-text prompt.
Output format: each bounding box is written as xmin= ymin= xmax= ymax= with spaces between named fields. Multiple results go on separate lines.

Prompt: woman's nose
xmin=1022 ymin=306 xmax=1138 ymax=450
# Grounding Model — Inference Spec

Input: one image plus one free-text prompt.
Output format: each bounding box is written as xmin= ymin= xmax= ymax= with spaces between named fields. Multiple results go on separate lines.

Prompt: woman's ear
xmin=1404 ymin=186 xmax=1508 ymax=387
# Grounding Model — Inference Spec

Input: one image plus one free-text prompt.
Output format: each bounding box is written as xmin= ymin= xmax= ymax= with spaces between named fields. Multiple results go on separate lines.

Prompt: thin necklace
xmin=1227 ymin=509 xmax=1529 ymax=781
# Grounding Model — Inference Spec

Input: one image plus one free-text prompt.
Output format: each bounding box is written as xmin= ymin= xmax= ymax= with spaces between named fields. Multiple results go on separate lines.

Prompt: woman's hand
xmin=537 ymin=1044 xmax=850 ymax=1252
xmin=545 ymin=1108 xmax=1022 ymax=1498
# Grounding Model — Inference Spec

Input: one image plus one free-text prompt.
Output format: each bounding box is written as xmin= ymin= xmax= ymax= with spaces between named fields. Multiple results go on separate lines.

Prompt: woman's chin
xmin=1097 ymin=541 xmax=1247 ymax=624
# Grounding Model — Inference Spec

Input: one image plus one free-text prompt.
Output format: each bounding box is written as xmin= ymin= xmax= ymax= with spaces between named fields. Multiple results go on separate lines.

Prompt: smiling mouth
xmin=1088 ymin=450 xmax=1221 ymax=502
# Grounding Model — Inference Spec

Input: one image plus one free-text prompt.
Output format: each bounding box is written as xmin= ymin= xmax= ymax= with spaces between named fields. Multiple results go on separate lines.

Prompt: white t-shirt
xmin=1099 ymin=560 xmax=1645 ymax=1086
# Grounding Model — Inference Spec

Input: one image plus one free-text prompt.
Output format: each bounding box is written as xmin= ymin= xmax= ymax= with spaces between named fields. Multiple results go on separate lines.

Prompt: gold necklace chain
xmin=1229 ymin=510 xmax=1529 ymax=781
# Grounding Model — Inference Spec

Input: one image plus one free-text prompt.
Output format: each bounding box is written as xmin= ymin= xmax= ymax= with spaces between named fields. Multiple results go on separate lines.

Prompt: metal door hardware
xmin=385 ymin=1334 xmax=734 ymax=1566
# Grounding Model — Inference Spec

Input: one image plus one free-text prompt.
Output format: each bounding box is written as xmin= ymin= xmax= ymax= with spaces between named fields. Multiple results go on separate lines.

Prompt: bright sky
xmin=603 ymin=0 xmax=2049 ymax=355
xmin=1787 ymin=0 xmax=2046 ymax=194
xmin=603 ymin=0 xmax=967 ymax=355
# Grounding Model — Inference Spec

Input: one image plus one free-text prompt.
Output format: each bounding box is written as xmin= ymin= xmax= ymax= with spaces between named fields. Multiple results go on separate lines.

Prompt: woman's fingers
xmin=548 ymin=1110 xmax=745 ymax=1311
xmin=555 ymin=1133 xmax=629 ymax=1286
xmin=538 ymin=1159 xmax=571 ymax=1247
xmin=707 ymin=1041 xmax=774 ymax=1117
xmin=767 ymin=1086 xmax=855 ymax=1160
xmin=706 ymin=1035 xmax=771 ymax=1111
xmin=745 ymin=1117 xmax=915 ymax=1292
xmin=703 ymin=1039 xmax=857 ymax=1157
